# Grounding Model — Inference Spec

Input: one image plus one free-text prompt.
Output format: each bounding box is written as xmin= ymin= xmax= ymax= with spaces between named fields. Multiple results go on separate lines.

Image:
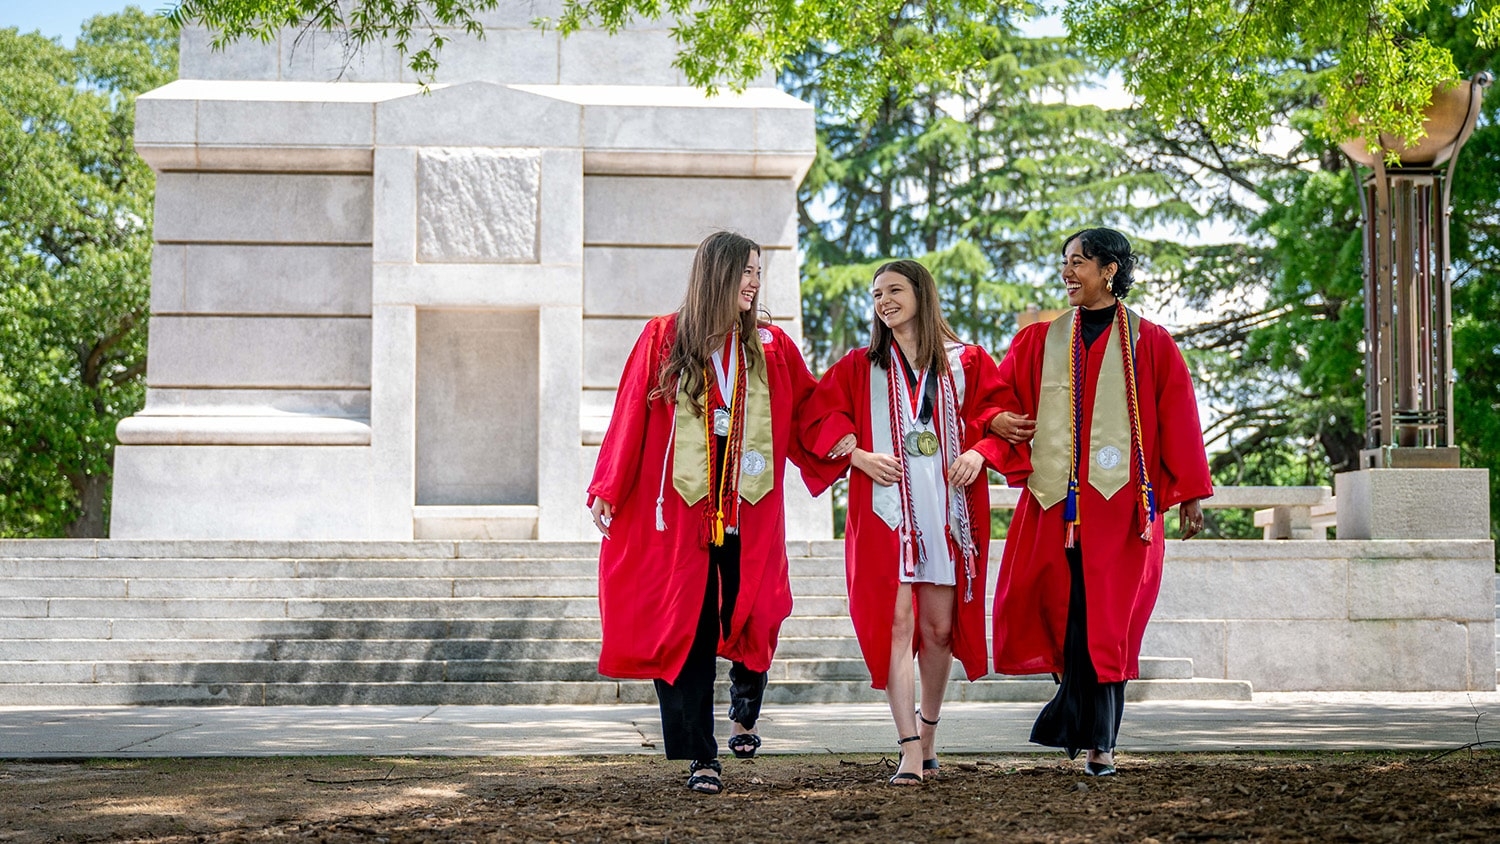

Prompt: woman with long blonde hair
xmin=588 ymin=231 xmax=827 ymax=794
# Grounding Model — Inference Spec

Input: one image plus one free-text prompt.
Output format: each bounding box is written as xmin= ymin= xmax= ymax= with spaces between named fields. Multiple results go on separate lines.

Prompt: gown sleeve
xmin=988 ymin=325 xmax=1045 ymax=487
xmin=587 ymin=319 xmax=664 ymax=509
xmin=778 ymin=330 xmax=843 ymax=491
xmin=798 ymin=352 xmax=863 ymax=498
xmin=961 ymin=345 xmax=1009 ymax=471
xmin=1146 ymin=325 xmax=1214 ymax=509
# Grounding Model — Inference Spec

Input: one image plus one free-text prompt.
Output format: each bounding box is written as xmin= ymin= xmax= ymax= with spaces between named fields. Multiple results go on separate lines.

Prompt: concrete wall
xmin=1147 ymin=539 xmax=1496 ymax=691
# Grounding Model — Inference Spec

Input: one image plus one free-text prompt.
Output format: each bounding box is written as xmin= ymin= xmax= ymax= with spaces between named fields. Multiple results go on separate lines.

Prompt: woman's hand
xmin=826 ymin=433 xmax=857 ymax=460
xmin=590 ymin=498 xmax=614 ymax=539
xmin=947 ymin=450 xmax=986 ymax=488
xmin=989 ymin=411 xmax=1036 ymax=444
xmin=850 ymin=448 xmax=902 ymax=487
xmin=1179 ymin=498 xmax=1204 ymax=540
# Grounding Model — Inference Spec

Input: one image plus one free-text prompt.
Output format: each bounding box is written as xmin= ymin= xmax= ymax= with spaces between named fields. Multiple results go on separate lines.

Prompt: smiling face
xmin=871 ymin=270 xmax=920 ymax=336
xmin=1062 ymin=239 xmax=1118 ymax=310
xmin=737 ymin=250 xmax=762 ymax=313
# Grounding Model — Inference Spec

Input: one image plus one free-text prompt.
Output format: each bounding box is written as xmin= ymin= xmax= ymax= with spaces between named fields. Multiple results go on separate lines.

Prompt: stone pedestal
xmin=110 ymin=14 xmax=832 ymax=541
xmin=1334 ymin=468 xmax=1490 ymax=540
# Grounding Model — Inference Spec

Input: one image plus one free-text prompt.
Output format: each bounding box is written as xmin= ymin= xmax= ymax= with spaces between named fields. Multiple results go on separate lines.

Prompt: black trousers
xmin=1030 ymin=544 xmax=1127 ymax=755
xmin=652 ymin=533 xmax=769 ymax=762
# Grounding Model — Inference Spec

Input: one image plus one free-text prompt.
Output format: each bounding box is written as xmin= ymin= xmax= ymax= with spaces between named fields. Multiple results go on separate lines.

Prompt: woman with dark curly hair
xmin=986 ymin=228 xmax=1212 ymax=776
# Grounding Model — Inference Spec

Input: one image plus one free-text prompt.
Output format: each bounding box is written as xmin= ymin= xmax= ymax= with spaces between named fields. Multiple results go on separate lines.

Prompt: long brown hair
xmin=866 ymin=259 xmax=960 ymax=374
xmin=653 ymin=231 xmax=767 ymax=413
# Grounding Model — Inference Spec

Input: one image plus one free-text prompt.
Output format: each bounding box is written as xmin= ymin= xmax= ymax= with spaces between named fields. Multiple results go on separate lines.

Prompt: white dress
xmin=895 ymin=373 xmax=956 ymax=587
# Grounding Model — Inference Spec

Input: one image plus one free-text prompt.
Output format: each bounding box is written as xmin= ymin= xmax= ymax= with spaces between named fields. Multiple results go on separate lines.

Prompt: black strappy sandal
xmin=728 ymin=732 xmax=761 ymax=759
xmin=917 ymin=709 xmax=940 ymax=774
xmin=687 ymin=759 xmax=723 ymax=794
xmin=888 ymin=735 xmax=923 ymax=786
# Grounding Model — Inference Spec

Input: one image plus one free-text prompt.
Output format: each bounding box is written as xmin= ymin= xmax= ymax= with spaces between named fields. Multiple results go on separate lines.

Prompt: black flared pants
xmin=1030 ymin=544 xmax=1127 ymax=755
xmin=652 ymin=533 xmax=769 ymax=762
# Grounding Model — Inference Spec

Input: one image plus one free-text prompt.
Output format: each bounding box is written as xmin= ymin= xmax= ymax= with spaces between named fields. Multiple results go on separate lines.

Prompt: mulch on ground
xmin=2 ymin=750 xmax=1497 ymax=842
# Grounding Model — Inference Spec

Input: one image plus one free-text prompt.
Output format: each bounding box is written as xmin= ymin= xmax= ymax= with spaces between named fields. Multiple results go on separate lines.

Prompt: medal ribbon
xmin=710 ymin=331 xmax=737 ymax=418
xmin=892 ymin=343 xmax=935 ymax=425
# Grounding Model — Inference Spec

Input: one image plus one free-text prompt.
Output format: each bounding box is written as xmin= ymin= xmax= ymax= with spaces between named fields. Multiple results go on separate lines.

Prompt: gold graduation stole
xmin=670 ymin=347 xmax=775 ymax=509
xmin=1028 ymin=306 xmax=1141 ymax=509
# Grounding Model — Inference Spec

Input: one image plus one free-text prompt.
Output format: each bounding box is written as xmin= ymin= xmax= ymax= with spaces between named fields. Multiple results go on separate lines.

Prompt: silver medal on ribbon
xmin=713 ymin=407 xmax=731 ymax=437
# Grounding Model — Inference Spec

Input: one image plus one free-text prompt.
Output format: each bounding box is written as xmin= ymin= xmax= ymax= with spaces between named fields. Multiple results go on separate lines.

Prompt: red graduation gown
xmin=801 ymin=344 xmax=1007 ymax=690
xmin=588 ymin=314 xmax=826 ymax=683
xmin=989 ymin=316 xmax=1213 ymax=683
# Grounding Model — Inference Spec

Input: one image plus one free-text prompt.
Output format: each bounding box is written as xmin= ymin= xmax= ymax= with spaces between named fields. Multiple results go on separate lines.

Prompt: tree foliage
xmin=166 ymin=0 xmax=498 ymax=77
xmin=1062 ymin=0 xmax=1498 ymax=156
xmin=789 ymin=12 xmax=1206 ymax=372
xmin=0 ymin=9 xmax=177 ymax=536
xmin=557 ymin=0 xmax=1028 ymax=115
xmin=168 ymin=1 xmax=1494 ymax=149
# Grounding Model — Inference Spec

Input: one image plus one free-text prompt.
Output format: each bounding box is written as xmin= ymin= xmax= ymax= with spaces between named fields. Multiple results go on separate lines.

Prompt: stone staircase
xmin=0 ymin=540 xmax=1251 ymax=705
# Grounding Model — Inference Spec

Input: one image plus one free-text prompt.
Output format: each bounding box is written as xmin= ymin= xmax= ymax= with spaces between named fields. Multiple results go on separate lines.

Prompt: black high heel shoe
xmin=888 ymin=735 xmax=924 ymax=786
xmin=917 ymin=709 xmax=940 ymax=773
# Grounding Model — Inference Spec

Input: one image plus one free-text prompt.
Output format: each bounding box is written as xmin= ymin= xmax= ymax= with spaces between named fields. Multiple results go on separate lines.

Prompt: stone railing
xmin=989 ymin=485 xmax=1337 ymax=540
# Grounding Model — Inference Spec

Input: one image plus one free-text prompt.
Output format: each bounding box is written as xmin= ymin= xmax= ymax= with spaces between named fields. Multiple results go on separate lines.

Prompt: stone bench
xmin=988 ymin=484 xmax=1336 ymax=540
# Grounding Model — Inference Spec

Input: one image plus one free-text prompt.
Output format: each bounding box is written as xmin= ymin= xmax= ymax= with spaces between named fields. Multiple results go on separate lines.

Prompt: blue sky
xmin=2 ymin=1 xmax=172 ymax=44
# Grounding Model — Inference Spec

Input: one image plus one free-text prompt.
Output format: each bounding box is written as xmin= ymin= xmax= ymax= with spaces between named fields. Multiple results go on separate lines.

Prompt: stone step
xmin=0 ymin=574 xmax=854 ymax=599
xmin=0 ymin=554 xmax=854 ymax=579
xmin=17 ymin=595 xmax=852 ymax=620
xmin=0 ymin=655 xmax=1196 ymax=686
xmin=5 ymin=636 xmax=868 ymax=663
xmin=0 ymin=539 xmax=849 ymax=560
xmin=0 ymin=558 xmax=560 ymax=577
xmin=0 ymin=675 xmax=1253 ymax=707
xmin=0 ymin=616 xmax=870 ymax=640
xmin=0 ymin=541 xmax=1255 ymax=704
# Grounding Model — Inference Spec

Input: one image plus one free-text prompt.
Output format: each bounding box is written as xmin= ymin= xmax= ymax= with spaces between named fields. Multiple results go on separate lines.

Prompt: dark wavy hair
xmin=1062 ymin=227 xmax=1136 ymax=300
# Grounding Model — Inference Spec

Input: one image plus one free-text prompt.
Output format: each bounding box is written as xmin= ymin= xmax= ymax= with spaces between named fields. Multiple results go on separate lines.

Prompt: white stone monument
xmin=111 ymin=6 xmax=831 ymax=541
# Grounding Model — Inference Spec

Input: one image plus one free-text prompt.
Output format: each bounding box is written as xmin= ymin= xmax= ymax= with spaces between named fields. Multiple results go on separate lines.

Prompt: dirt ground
xmin=1 ymin=751 xmax=1497 ymax=843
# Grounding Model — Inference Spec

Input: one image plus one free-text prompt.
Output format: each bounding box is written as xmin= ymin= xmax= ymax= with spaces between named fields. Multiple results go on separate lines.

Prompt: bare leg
xmin=885 ymin=582 xmax=922 ymax=782
xmin=914 ymin=584 xmax=955 ymax=769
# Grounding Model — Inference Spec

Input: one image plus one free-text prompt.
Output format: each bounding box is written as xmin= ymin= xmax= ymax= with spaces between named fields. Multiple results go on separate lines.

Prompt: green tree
xmin=168 ymin=1 xmax=1494 ymax=144
xmin=0 ymin=9 xmax=177 ymax=537
xmin=789 ymin=12 xmax=1197 ymax=371
xmin=1065 ymin=0 xmax=1498 ymax=156
xmin=1129 ymin=5 xmax=1500 ymax=549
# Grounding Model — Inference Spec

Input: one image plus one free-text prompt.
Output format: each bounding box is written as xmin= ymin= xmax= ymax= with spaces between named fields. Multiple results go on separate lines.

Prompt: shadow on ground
xmin=1 ymin=751 xmax=1497 ymax=842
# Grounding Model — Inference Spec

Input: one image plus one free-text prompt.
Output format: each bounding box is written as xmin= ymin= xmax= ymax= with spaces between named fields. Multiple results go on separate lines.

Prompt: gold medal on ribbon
xmin=917 ymin=431 xmax=939 ymax=456
xmin=904 ymin=430 xmax=941 ymax=457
